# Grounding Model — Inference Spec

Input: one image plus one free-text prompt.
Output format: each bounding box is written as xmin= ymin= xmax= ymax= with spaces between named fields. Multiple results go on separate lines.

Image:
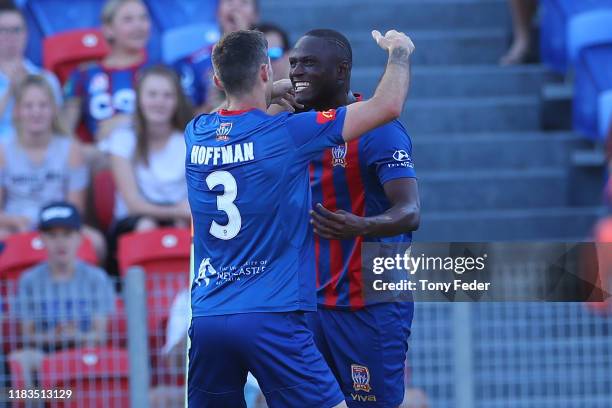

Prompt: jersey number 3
xmin=206 ymin=171 xmax=241 ymax=240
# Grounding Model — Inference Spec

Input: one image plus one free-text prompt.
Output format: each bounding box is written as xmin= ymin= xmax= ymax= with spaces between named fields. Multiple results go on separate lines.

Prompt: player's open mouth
xmin=294 ymin=82 xmax=310 ymax=92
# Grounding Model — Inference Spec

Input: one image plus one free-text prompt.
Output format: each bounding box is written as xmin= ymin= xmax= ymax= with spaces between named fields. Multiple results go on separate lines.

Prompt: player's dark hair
xmin=253 ymin=22 xmax=290 ymax=51
xmin=212 ymin=30 xmax=269 ymax=96
xmin=304 ymin=29 xmax=352 ymax=67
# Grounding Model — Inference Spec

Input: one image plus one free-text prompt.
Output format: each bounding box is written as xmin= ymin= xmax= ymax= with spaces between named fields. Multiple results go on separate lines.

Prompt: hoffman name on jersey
xmin=190 ymin=142 xmax=255 ymax=166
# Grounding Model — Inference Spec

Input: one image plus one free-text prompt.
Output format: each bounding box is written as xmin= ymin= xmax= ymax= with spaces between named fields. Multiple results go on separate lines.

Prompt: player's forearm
xmin=362 ymin=203 xmax=420 ymax=237
xmin=371 ymin=46 xmax=412 ymax=120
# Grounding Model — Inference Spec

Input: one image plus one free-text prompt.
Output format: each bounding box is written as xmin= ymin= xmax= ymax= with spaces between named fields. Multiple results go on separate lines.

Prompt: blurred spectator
xmin=108 ymin=65 xmax=192 ymax=239
xmin=400 ymin=388 xmax=430 ymax=408
xmin=173 ymin=0 xmax=260 ymax=112
xmin=254 ymin=22 xmax=291 ymax=81
xmin=606 ymin=122 xmax=612 ymax=206
xmin=8 ymin=202 xmax=116 ymax=388
xmin=62 ymin=0 xmax=152 ymax=145
xmin=0 ymin=75 xmax=106 ymax=258
xmin=0 ymin=2 xmax=62 ymax=141
xmin=500 ymin=0 xmax=538 ymax=65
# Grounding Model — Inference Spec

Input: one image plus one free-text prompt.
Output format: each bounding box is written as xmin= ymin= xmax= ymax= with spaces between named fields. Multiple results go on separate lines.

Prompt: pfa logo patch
xmin=332 ymin=143 xmax=348 ymax=167
xmin=351 ymin=364 xmax=372 ymax=392
xmin=216 ymin=122 xmax=233 ymax=141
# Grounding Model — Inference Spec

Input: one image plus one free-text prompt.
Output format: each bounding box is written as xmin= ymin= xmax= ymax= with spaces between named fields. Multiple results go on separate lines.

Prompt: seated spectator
xmin=0 ymin=2 xmax=62 ymax=141
xmin=500 ymin=0 xmax=538 ymax=65
xmin=9 ymin=202 xmax=116 ymax=388
xmin=254 ymin=22 xmax=291 ymax=81
xmin=108 ymin=65 xmax=192 ymax=239
xmin=173 ymin=0 xmax=259 ymax=112
xmin=62 ymin=0 xmax=153 ymax=145
xmin=0 ymin=75 xmax=106 ymax=258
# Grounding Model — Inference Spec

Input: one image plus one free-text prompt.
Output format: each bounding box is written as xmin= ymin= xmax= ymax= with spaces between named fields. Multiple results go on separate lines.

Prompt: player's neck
xmin=226 ymin=92 xmax=267 ymax=113
xmin=313 ymin=93 xmax=349 ymax=111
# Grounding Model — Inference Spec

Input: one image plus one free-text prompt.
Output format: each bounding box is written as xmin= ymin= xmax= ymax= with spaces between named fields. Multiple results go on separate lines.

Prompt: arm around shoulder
xmin=342 ymin=30 xmax=415 ymax=142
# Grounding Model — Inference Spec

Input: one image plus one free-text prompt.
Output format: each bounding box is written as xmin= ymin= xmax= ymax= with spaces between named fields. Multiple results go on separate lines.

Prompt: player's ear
xmin=260 ymin=63 xmax=271 ymax=84
xmin=337 ymin=61 xmax=350 ymax=81
xmin=213 ymin=75 xmax=225 ymax=91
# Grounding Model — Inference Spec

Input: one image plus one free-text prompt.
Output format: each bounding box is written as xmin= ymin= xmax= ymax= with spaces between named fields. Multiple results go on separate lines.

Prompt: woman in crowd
xmin=63 ymin=0 xmax=152 ymax=146
xmin=0 ymin=75 xmax=105 ymax=258
xmin=0 ymin=3 xmax=62 ymax=141
xmin=108 ymin=65 xmax=192 ymax=238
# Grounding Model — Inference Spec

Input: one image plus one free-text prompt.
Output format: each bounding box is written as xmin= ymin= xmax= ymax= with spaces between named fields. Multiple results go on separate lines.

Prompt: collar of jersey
xmin=219 ymin=108 xmax=257 ymax=116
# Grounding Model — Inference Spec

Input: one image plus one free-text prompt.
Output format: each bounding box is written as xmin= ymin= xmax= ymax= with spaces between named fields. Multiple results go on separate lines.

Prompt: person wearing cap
xmin=8 ymin=202 xmax=116 ymax=388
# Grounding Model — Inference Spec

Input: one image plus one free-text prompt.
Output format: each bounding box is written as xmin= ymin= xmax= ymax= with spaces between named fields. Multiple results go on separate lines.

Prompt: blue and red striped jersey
xmin=310 ymin=118 xmax=416 ymax=309
xmin=64 ymin=59 xmax=151 ymax=139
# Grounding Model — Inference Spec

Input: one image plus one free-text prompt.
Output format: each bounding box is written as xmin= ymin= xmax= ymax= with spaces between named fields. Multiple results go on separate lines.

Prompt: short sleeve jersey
xmin=64 ymin=60 xmax=149 ymax=138
xmin=310 ymin=119 xmax=417 ymax=309
xmin=185 ymin=108 xmax=347 ymax=316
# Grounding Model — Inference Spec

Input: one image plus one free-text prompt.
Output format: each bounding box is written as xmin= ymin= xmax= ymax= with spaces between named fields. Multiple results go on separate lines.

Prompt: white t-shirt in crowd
xmin=107 ymin=127 xmax=187 ymax=219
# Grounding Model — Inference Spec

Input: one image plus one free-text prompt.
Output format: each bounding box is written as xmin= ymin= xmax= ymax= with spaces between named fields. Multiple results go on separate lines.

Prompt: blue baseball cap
xmin=38 ymin=202 xmax=82 ymax=231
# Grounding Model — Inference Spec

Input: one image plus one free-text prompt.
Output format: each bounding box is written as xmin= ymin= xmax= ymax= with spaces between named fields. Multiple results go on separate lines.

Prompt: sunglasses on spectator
xmin=268 ymin=47 xmax=285 ymax=60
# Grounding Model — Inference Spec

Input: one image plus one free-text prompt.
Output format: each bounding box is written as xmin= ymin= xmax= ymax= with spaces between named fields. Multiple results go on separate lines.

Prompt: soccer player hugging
xmin=185 ymin=28 xmax=414 ymax=408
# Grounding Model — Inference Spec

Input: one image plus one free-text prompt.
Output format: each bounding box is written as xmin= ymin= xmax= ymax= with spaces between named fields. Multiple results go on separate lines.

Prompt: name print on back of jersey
xmin=190 ymin=142 xmax=255 ymax=166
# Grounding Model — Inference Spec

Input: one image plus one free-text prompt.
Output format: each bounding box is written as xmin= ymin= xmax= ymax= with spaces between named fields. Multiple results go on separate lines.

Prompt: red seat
xmin=39 ymin=347 xmax=130 ymax=408
xmin=587 ymin=217 xmax=612 ymax=314
xmin=119 ymin=228 xmax=190 ymax=326
xmin=92 ymin=170 xmax=116 ymax=232
xmin=0 ymin=232 xmax=98 ymax=297
xmin=43 ymin=29 xmax=109 ymax=84
xmin=118 ymin=228 xmax=190 ymax=386
xmin=117 ymin=227 xmax=191 ymax=275
xmin=107 ymin=298 xmax=128 ymax=349
xmin=1 ymin=316 xmax=22 ymax=355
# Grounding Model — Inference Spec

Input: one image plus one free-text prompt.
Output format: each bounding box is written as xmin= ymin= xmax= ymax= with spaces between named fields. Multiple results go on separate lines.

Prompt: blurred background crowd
xmin=0 ymin=0 xmax=611 ymax=407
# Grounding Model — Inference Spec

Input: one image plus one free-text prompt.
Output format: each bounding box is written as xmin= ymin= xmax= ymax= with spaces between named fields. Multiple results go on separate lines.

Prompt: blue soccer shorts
xmin=188 ymin=311 xmax=345 ymax=408
xmin=306 ymin=302 xmax=414 ymax=408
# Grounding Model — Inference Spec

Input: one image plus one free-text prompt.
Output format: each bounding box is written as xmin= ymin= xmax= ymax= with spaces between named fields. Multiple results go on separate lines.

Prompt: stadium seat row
xmin=19 ymin=0 xmax=219 ymax=65
xmin=0 ymin=227 xmax=191 ymax=401
xmin=540 ymin=0 xmax=612 ymax=141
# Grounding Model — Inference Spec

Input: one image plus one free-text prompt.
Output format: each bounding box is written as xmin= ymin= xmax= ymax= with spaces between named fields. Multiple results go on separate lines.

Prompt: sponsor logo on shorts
xmin=351 ymin=393 xmax=377 ymax=402
xmin=351 ymin=364 xmax=372 ymax=392
xmin=332 ymin=143 xmax=348 ymax=167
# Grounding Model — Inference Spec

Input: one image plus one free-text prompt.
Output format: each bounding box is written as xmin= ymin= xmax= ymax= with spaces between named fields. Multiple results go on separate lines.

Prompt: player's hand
xmin=372 ymin=30 xmax=415 ymax=57
xmin=271 ymin=79 xmax=304 ymax=112
xmin=310 ymin=203 xmax=368 ymax=240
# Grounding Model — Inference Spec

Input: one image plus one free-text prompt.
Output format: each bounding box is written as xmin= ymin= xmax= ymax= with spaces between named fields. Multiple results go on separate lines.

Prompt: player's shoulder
xmin=186 ymin=112 xmax=215 ymax=136
xmin=363 ymin=119 xmax=411 ymax=142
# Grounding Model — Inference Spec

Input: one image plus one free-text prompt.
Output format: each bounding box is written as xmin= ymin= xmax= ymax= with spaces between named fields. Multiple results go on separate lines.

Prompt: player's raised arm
xmin=342 ymin=30 xmax=414 ymax=142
